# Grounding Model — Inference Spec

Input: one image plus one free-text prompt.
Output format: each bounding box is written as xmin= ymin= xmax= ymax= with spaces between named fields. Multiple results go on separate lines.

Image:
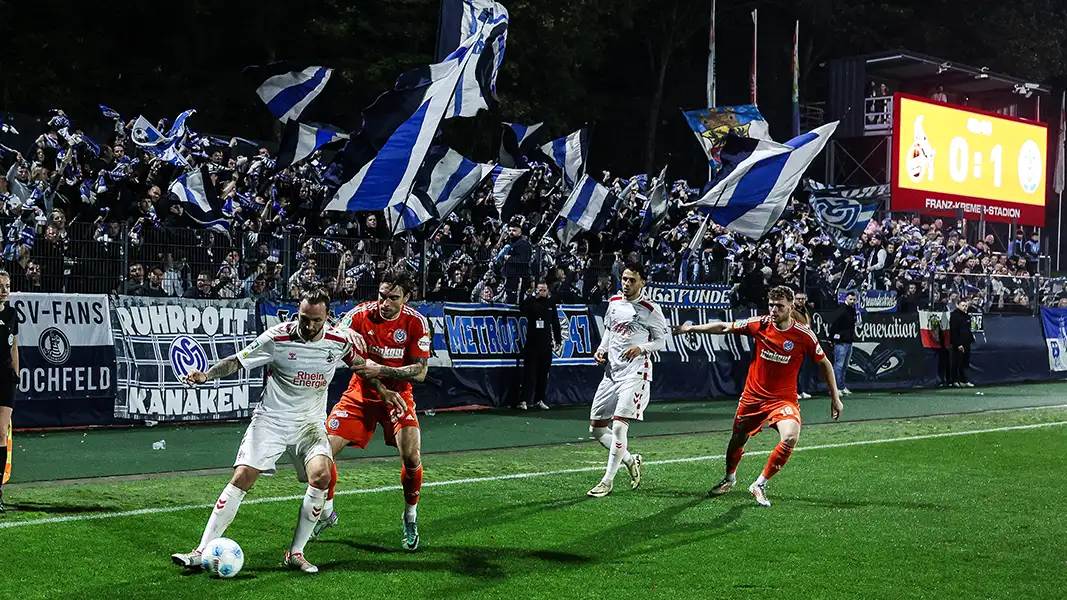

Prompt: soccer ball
xmin=201 ymin=537 xmax=244 ymax=578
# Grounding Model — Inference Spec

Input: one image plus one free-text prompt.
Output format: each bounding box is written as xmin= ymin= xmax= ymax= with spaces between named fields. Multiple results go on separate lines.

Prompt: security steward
xmin=518 ymin=281 xmax=562 ymax=410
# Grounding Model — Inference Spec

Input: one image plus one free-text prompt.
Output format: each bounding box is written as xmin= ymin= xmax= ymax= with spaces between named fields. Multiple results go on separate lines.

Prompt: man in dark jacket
xmin=502 ymin=222 xmax=533 ymax=304
xmin=949 ymin=298 xmax=975 ymax=387
xmin=828 ymin=291 xmax=858 ymax=395
xmin=518 ymin=281 xmax=562 ymax=410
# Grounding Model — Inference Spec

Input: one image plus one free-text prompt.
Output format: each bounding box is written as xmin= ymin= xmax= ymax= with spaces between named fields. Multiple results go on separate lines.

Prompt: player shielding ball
xmin=673 ymin=285 xmax=843 ymax=507
xmin=314 ymin=269 xmax=431 ymax=551
xmin=170 ymin=287 xmax=398 ymax=574
xmin=586 ymin=263 xmax=668 ymax=498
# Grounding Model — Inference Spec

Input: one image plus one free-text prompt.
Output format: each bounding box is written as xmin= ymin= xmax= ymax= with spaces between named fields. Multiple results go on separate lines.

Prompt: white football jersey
xmin=601 ymin=293 xmax=669 ymax=381
xmin=236 ymin=322 xmax=355 ymax=425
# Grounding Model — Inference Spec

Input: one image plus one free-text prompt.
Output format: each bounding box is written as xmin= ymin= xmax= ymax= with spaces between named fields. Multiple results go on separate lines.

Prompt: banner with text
xmin=838 ymin=290 xmax=897 ymax=313
xmin=443 ymin=303 xmax=597 ymax=367
xmin=811 ymin=311 xmax=924 ymax=386
xmin=111 ymin=296 xmax=263 ymax=422
xmin=645 ymin=283 xmax=732 ymax=308
xmin=1040 ymin=307 xmax=1067 ymax=372
xmin=12 ymin=293 xmax=115 ymax=402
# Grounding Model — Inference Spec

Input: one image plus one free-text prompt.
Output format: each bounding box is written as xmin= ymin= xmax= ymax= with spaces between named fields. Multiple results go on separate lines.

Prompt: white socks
xmin=197 ymin=483 xmax=247 ymax=551
xmin=321 ymin=498 xmax=334 ymax=519
xmin=592 ymin=425 xmax=634 ymax=467
xmin=404 ymin=503 xmax=418 ymax=524
xmin=754 ymin=475 xmax=768 ymax=487
xmin=601 ymin=420 xmax=631 ymax=485
xmin=290 ymin=485 xmax=328 ymax=555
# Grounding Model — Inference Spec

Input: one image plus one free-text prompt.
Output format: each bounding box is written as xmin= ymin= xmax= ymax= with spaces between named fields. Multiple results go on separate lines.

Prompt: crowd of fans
xmin=0 ymin=107 xmax=1062 ymax=313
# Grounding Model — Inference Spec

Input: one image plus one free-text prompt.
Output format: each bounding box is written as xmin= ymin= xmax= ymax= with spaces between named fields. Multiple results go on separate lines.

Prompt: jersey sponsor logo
xmin=368 ymin=345 xmax=405 ymax=360
xmin=783 ymin=340 xmax=795 ymax=352
xmin=609 ymin=321 xmax=636 ymax=335
xmin=38 ymin=327 xmax=71 ymax=365
xmin=393 ymin=329 xmax=408 ymax=344
xmin=293 ymin=370 xmax=328 ymax=388
xmin=169 ymin=336 xmax=208 ymax=376
xmin=759 ymin=348 xmax=792 ymax=364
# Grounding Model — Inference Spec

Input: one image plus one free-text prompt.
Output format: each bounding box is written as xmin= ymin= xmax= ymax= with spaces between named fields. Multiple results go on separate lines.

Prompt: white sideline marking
xmin=2 ymin=420 xmax=1065 ymax=530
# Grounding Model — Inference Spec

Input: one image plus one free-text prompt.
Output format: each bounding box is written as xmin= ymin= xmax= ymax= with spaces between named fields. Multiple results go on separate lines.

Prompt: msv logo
xmin=169 ymin=335 xmax=208 ymax=377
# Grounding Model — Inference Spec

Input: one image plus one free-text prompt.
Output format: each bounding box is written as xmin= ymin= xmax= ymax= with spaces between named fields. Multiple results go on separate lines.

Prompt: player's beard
xmin=298 ymin=324 xmax=323 ymax=342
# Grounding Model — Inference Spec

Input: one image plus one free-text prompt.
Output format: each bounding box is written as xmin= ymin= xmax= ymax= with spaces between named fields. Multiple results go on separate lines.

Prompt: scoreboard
xmin=891 ymin=93 xmax=1048 ymax=226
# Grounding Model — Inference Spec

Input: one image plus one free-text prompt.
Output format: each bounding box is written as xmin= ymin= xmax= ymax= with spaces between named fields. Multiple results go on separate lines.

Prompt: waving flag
xmin=386 ymin=147 xmax=492 ymax=233
xmin=169 ymin=168 xmax=230 ymax=235
xmin=499 ymin=121 xmax=544 ymax=168
xmin=0 ymin=118 xmax=17 ymax=136
xmin=683 ymin=105 xmax=770 ymax=176
xmin=539 ymin=127 xmax=588 ymax=190
xmin=557 ymin=174 xmax=614 ymax=243
xmin=130 ymin=110 xmax=195 ymax=166
xmin=806 ymin=180 xmax=887 ymax=251
xmin=276 ymin=121 xmax=349 ymax=170
xmin=436 ymin=0 xmax=509 ymax=118
xmin=100 ymin=104 xmax=121 ymax=120
xmin=640 ymin=165 xmax=670 ymax=235
xmin=324 ymin=23 xmax=487 ymax=215
xmin=686 ymin=121 xmax=838 ymax=240
xmin=252 ymin=65 xmax=333 ymax=123
xmin=489 ymin=165 xmax=532 ymax=221
xmin=678 ymin=213 xmax=713 ymax=283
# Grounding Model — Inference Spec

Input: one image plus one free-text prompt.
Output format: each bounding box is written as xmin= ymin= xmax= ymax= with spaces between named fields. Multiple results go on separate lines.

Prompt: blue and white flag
xmin=558 ymin=174 xmax=613 ymax=243
xmin=254 ymin=65 xmax=333 ymax=123
xmin=100 ymin=104 xmax=121 ymax=120
xmin=806 ymin=180 xmax=887 ymax=251
xmin=436 ymin=0 xmax=508 ymax=60
xmin=130 ymin=110 xmax=196 ymax=166
xmin=168 ymin=168 xmax=230 ymax=235
xmin=677 ymin=212 xmax=713 ymax=283
xmin=683 ymin=104 xmax=771 ymax=176
xmin=640 ymin=165 xmax=670 ymax=235
xmin=1041 ymin=306 xmax=1067 ymax=372
xmin=439 ymin=1 xmax=509 ymax=118
xmin=539 ymin=127 xmax=589 ymax=190
xmin=686 ymin=121 xmax=838 ymax=240
xmin=499 ymin=122 xmax=544 ymax=168
xmin=0 ymin=118 xmax=17 ymax=136
xmin=276 ymin=121 xmax=349 ymax=170
xmin=324 ymin=25 xmax=486 ymax=215
xmin=385 ymin=147 xmax=492 ymax=233
xmin=489 ymin=165 xmax=532 ymax=221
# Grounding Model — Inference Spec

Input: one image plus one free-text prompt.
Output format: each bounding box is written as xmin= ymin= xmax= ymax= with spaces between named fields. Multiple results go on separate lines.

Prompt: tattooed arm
xmin=184 ymin=355 xmax=241 ymax=384
xmin=352 ymin=357 xmax=427 ymax=383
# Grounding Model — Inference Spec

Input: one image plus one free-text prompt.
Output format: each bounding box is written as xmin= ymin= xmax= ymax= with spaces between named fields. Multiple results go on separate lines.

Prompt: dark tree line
xmin=1 ymin=0 xmax=1065 ymax=181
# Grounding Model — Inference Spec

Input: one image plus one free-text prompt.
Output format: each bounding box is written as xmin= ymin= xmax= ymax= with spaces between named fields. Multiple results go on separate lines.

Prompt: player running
xmin=673 ymin=285 xmax=843 ymax=507
xmin=314 ymin=268 xmax=431 ymax=551
xmin=170 ymin=287 xmax=402 ymax=573
xmin=586 ymin=262 xmax=668 ymax=498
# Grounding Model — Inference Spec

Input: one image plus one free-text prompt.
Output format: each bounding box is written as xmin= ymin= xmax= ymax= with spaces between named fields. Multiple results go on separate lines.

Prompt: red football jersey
xmin=337 ymin=302 xmax=431 ymax=402
xmin=729 ymin=315 xmax=825 ymax=403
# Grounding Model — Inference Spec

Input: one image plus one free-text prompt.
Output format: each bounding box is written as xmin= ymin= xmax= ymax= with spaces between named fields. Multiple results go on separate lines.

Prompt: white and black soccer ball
xmin=201 ymin=537 xmax=244 ymax=578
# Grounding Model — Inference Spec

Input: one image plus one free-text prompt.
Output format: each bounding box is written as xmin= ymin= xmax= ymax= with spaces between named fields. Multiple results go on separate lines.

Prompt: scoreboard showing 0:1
xmin=892 ymin=93 xmax=1048 ymax=226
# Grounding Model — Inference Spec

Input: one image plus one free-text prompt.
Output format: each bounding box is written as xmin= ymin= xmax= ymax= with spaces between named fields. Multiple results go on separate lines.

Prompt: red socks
xmin=327 ymin=461 xmax=338 ymax=500
xmin=761 ymin=442 xmax=794 ymax=480
xmin=401 ymin=464 xmax=423 ymax=506
xmin=726 ymin=445 xmax=745 ymax=476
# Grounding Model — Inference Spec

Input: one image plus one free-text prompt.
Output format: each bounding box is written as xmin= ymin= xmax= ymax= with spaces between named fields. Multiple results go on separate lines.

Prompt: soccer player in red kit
xmin=673 ymin=286 xmax=843 ymax=507
xmin=315 ymin=269 xmax=431 ymax=550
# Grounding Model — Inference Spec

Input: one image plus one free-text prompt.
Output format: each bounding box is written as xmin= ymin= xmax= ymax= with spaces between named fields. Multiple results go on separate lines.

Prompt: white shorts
xmin=233 ymin=416 xmax=332 ymax=482
xmin=589 ymin=376 xmax=650 ymax=421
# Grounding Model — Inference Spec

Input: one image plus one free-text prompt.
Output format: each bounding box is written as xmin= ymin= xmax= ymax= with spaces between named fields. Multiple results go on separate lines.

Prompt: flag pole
xmin=707 ymin=0 xmax=716 ymax=109
xmin=750 ymin=8 xmax=758 ymax=105
xmin=792 ymin=20 xmax=800 ymax=138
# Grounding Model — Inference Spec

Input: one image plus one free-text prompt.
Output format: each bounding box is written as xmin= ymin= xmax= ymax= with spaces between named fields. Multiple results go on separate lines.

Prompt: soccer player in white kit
xmin=170 ymin=287 xmax=404 ymax=574
xmin=587 ymin=262 xmax=669 ymax=498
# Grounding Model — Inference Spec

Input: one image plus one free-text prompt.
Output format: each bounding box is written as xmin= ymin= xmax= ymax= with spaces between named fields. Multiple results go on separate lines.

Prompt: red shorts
xmin=733 ymin=397 xmax=802 ymax=437
xmin=326 ymin=392 xmax=419 ymax=449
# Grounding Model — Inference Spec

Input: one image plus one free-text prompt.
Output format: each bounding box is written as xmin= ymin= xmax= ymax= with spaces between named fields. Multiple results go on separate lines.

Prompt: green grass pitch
xmin=3 ymin=402 xmax=1067 ymax=599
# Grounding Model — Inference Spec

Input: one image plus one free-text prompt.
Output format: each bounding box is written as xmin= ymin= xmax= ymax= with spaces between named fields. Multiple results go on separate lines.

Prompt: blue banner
xmin=1040 ymin=307 xmax=1067 ymax=372
xmin=839 ymin=290 xmax=897 ymax=313
xmin=645 ymin=283 xmax=732 ymax=308
xmin=443 ymin=303 xmax=597 ymax=367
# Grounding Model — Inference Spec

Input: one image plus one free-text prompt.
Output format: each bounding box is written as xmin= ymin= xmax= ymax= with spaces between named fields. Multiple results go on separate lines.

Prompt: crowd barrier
xmin=10 ymin=288 xmax=1067 ymax=428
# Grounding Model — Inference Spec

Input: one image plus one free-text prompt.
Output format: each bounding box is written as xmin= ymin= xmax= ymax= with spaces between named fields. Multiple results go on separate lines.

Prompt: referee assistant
xmin=0 ymin=270 xmax=18 ymax=512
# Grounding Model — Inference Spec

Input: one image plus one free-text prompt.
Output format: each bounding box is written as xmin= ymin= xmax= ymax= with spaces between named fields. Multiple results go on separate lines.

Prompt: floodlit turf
xmin=3 ymin=406 xmax=1067 ymax=599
